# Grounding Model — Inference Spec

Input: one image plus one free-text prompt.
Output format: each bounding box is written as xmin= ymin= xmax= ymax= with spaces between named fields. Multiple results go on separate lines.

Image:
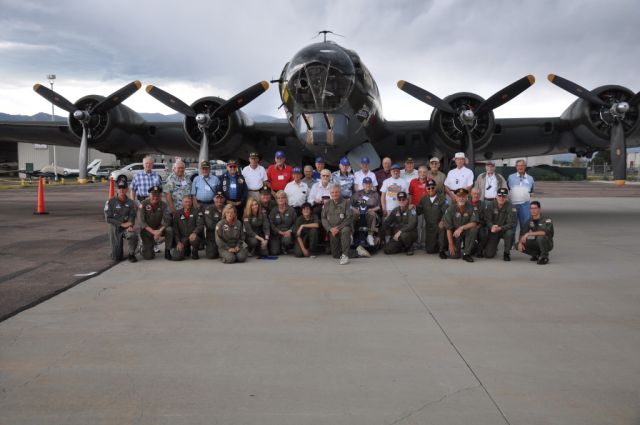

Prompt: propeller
xmin=146 ymin=81 xmax=269 ymax=164
xmin=33 ymin=81 xmax=141 ymax=183
xmin=398 ymin=75 xmax=535 ymax=168
xmin=548 ymin=74 xmax=632 ymax=185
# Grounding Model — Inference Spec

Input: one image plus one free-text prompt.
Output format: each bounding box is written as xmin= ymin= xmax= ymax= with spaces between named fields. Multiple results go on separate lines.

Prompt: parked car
xmin=109 ymin=162 xmax=169 ymax=184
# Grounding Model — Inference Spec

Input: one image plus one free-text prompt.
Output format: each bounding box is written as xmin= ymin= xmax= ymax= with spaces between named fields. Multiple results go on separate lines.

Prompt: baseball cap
xmin=429 ymin=157 xmax=440 ymax=163
xmin=249 ymin=152 xmax=259 ymax=159
xmin=275 ymin=150 xmax=286 ymax=158
xmin=454 ymin=152 xmax=466 ymax=160
xmin=405 ymin=157 xmax=414 ymax=163
xmin=117 ymin=180 xmax=128 ymax=189
xmin=426 ymin=178 xmax=436 ymax=188
xmin=292 ymin=167 xmax=302 ymax=174
xmin=315 ymin=156 xmax=325 ymax=163
xmin=200 ymin=160 xmax=211 ymax=168
xmin=485 ymin=159 xmax=496 ymax=165
xmin=214 ymin=191 xmax=225 ymax=198
xmin=226 ymin=159 xmax=238 ymax=165
xmin=148 ymin=185 xmax=162 ymax=194
xmin=497 ymin=188 xmax=509 ymax=196
xmin=362 ymin=176 xmax=373 ymax=184
xmin=454 ymin=188 xmax=468 ymax=196
xmin=391 ymin=163 xmax=401 ymax=170
xmin=360 ymin=156 xmax=370 ymax=164
xmin=339 ymin=157 xmax=350 ymax=166
xmin=259 ymin=185 xmax=270 ymax=194
xmin=397 ymin=191 xmax=408 ymax=200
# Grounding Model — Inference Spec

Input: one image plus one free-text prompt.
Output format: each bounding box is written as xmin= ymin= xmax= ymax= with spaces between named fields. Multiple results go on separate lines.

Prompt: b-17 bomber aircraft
xmin=1 ymin=35 xmax=639 ymax=184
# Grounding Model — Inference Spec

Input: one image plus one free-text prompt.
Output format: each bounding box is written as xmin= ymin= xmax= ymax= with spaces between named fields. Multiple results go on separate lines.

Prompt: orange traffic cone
xmin=108 ymin=177 xmax=115 ymax=199
xmin=34 ymin=176 xmax=49 ymax=215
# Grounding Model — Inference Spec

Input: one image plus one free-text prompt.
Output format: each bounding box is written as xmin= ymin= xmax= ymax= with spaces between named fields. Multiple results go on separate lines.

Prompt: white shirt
xmin=284 ymin=180 xmax=308 ymax=207
xmin=242 ymin=164 xmax=268 ymax=190
xmin=484 ymin=173 xmax=498 ymax=199
xmin=353 ymin=169 xmax=378 ymax=191
xmin=400 ymin=169 xmax=418 ymax=184
xmin=444 ymin=167 xmax=474 ymax=190
xmin=308 ymin=181 xmax=332 ymax=205
xmin=380 ymin=177 xmax=408 ymax=212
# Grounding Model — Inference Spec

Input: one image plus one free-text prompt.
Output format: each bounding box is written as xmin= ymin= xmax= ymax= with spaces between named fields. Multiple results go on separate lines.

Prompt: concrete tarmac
xmin=1 ymin=188 xmax=639 ymax=424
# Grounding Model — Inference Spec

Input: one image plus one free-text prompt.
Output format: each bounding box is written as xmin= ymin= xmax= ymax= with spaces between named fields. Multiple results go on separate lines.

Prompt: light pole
xmin=47 ymin=74 xmax=59 ymax=181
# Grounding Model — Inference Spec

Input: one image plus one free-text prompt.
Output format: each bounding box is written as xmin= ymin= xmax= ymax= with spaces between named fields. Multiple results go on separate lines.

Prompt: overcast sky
xmin=1 ymin=0 xmax=638 ymax=121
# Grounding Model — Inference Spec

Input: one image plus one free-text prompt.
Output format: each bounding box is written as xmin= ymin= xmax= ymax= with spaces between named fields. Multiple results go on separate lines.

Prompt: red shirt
xmin=409 ymin=178 xmax=427 ymax=206
xmin=266 ymin=164 xmax=293 ymax=192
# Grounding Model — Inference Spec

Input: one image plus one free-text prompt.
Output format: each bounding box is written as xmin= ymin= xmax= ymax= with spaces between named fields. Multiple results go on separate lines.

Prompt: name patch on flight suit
xmin=145 ymin=205 xmax=152 ymax=211
xmin=223 ymin=224 xmax=229 ymax=231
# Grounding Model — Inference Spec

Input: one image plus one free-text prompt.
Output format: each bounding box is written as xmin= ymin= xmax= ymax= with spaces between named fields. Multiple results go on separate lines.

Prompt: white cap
xmin=429 ymin=157 xmax=440 ymax=163
xmin=454 ymin=152 xmax=466 ymax=159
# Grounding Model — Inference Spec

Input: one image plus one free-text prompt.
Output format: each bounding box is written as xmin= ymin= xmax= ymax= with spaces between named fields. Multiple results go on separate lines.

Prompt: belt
xmin=485 ymin=198 xmax=495 ymax=201
xmin=248 ymin=189 xmax=261 ymax=192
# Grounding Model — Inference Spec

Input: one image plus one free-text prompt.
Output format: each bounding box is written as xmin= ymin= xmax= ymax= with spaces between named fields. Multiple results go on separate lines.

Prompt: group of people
xmin=105 ymin=152 xmax=554 ymax=266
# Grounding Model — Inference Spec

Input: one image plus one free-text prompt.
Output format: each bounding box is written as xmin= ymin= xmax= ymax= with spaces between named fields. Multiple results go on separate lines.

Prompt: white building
xmin=17 ymin=143 xmax=117 ymax=173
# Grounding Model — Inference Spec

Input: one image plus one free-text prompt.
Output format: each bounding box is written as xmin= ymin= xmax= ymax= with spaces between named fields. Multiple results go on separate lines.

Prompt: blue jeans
xmin=514 ymin=201 xmax=531 ymax=238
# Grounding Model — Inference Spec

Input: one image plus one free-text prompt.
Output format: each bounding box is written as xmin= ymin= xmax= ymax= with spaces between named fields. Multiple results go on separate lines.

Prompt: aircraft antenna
xmin=313 ymin=30 xmax=345 ymax=42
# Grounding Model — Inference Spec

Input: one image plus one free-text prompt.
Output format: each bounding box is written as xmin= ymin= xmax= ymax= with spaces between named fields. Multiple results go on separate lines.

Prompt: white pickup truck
xmin=109 ymin=163 xmax=169 ymax=184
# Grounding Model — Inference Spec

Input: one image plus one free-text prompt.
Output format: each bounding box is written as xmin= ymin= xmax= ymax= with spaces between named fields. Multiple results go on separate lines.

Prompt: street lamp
xmin=47 ymin=74 xmax=58 ymax=181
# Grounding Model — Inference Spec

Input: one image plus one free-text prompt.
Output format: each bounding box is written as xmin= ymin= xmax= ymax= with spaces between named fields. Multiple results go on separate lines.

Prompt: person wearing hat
xmin=444 ymin=152 xmax=474 ymax=201
xmin=242 ymin=152 xmax=268 ymax=203
xmin=473 ymin=160 xmax=507 ymax=202
xmin=191 ymin=160 xmax=221 ymax=211
xmin=243 ymin=197 xmax=270 ymax=257
xmin=266 ymin=150 xmax=293 ymax=195
xmin=427 ymin=157 xmax=446 ymax=195
xmin=312 ymin=156 xmax=326 ymax=180
xmin=268 ymin=190 xmax=297 ymax=255
xmin=400 ymin=157 xmax=418 ymax=184
xmin=130 ymin=156 xmax=162 ymax=203
xmin=517 ymin=201 xmax=553 ymax=265
xmin=259 ymin=185 xmax=276 ymax=215
xmin=293 ymin=202 xmax=320 ymax=258
xmin=104 ymin=179 xmax=138 ymax=262
xmin=332 ymin=157 xmax=355 ymax=199
xmin=409 ymin=165 xmax=430 ymax=249
xmin=380 ymin=163 xmax=409 ymax=216
xmin=443 ymin=188 xmax=478 ymax=262
xmin=484 ymin=188 xmax=516 ymax=261
xmin=322 ymin=184 xmax=354 ymax=265
xmin=374 ymin=157 xmax=392 ymax=192
xmin=203 ymin=191 xmax=226 ymax=259
xmin=302 ymin=165 xmax=316 ymax=190
xmin=170 ymin=194 xmax=203 ymax=261
xmin=470 ymin=187 xmax=489 ymax=257
xmin=354 ymin=156 xmax=378 ymax=192
xmin=220 ymin=159 xmax=248 ymax=218
xmin=284 ymin=167 xmax=309 ymax=212
xmin=215 ymin=204 xmax=248 ymax=264
xmin=137 ymin=185 xmax=174 ymax=260
xmin=351 ymin=176 xmax=381 ymax=246
xmin=381 ymin=191 xmax=418 ymax=255
xmin=416 ymin=179 xmax=448 ymax=258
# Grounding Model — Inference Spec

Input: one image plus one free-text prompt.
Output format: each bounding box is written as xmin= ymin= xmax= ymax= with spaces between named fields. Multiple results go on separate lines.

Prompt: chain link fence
xmin=587 ymin=164 xmax=640 ymax=181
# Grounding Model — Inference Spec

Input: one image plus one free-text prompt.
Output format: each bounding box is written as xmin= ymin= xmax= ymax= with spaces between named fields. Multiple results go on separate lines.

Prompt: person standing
xmin=375 ymin=157 xmax=392 ymax=192
xmin=312 ymin=156 xmax=326 ymax=180
xmin=137 ymin=186 xmax=173 ymax=260
xmin=104 ymin=180 xmax=138 ymax=262
xmin=242 ymin=152 xmax=268 ymax=203
xmin=130 ymin=156 xmax=162 ymax=203
xmin=380 ymin=163 xmax=409 ymax=217
xmin=163 ymin=158 xmax=192 ymax=214
xmin=409 ymin=165 xmax=429 ymax=248
xmin=322 ymin=185 xmax=354 ymax=265
xmin=426 ymin=157 xmax=446 ymax=195
xmin=266 ymin=150 xmax=293 ymax=196
xmin=284 ymin=167 xmax=309 ymax=212
xmin=473 ymin=160 xmax=507 ymax=202
xmin=517 ymin=201 xmax=553 ymax=265
xmin=220 ymin=159 xmax=248 ymax=217
xmin=332 ymin=157 xmax=355 ymax=200
xmin=444 ymin=152 xmax=474 ymax=201
xmin=308 ymin=169 xmax=333 ymax=217
xmin=353 ymin=156 xmax=378 ymax=192
xmin=203 ymin=192 xmax=226 ymax=259
xmin=400 ymin=157 xmax=418 ymax=184
xmin=302 ymin=165 xmax=316 ymax=190
xmin=508 ymin=159 xmax=535 ymax=243
xmin=191 ymin=160 xmax=221 ymax=211
xmin=416 ymin=179 xmax=448 ymax=258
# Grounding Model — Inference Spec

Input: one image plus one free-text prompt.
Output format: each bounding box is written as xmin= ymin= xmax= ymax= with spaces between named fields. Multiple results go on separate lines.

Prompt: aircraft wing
xmin=0 ymin=121 xmax=80 ymax=148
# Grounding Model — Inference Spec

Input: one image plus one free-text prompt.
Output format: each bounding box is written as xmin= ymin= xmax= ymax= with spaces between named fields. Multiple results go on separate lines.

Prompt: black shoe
xmin=439 ymin=251 xmax=447 ymax=259
xmin=128 ymin=254 xmax=137 ymax=263
xmin=191 ymin=249 xmax=199 ymax=260
xmin=537 ymin=257 xmax=549 ymax=265
xmin=476 ymin=251 xmax=484 ymax=258
xmin=503 ymin=253 xmax=511 ymax=262
xmin=462 ymin=254 xmax=474 ymax=263
xmin=184 ymin=246 xmax=191 ymax=257
xmin=165 ymin=250 xmax=172 ymax=260
xmin=530 ymin=255 xmax=539 ymax=262
xmin=406 ymin=248 xmax=414 ymax=256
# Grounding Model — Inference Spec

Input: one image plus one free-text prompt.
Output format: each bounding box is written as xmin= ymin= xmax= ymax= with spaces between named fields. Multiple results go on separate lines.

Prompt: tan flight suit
xmin=321 ymin=198 xmax=353 ymax=258
xmin=522 ymin=215 xmax=554 ymax=259
xmin=244 ymin=213 xmax=270 ymax=256
xmin=382 ymin=206 xmax=418 ymax=254
xmin=104 ymin=197 xmax=137 ymax=261
xmin=171 ymin=208 xmax=204 ymax=261
xmin=203 ymin=205 xmax=224 ymax=259
xmin=215 ymin=219 xmax=248 ymax=264
xmin=484 ymin=200 xmax=516 ymax=258
xmin=443 ymin=202 xmax=478 ymax=258
xmin=416 ymin=192 xmax=447 ymax=254
xmin=137 ymin=199 xmax=173 ymax=260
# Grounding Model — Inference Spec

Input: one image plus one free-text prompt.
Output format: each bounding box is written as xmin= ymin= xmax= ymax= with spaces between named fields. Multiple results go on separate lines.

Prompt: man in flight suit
xmin=444 ymin=188 xmax=478 ymax=262
xmin=203 ymin=192 xmax=226 ymax=259
xmin=484 ymin=187 xmax=516 ymax=261
xmin=104 ymin=180 xmax=138 ymax=262
xmin=517 ymin=200 xmax=554 ymax=265
xmin=416 ymin=179 xmax=448 ymax=258
xmin=137 ymin=185 xmax=173 ymax=260
xmin=322 ymin=184 xmax=354 ymax=265
xmin=171 ymin=195 xmax=204 ymax=260
xmin=381 ymin=191 xmax=418 ymax=255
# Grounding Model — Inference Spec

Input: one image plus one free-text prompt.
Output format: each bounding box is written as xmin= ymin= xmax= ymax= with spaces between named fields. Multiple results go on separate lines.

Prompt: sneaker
xmin=366 ymin=234 xmax=375 ymax=246
xmin=503 ymin=253 xmax=511 ymax=262
xmin=356 ymin=245 xmax=371 ymax=258
xmin=310 ymin=255 xmax=317 ymax=259
xmin=127 ymin=254 xmax=137 ymax=263
xmin=339 ymin=254 xmax=349 ymax=265
xmin=462 ymin=254 xmax=474 ymax=263
xmin=537 ymin=257 xmax=549 ymax=265
xmin=439 ymin=251 xmax=447 ymax=260
xmin=154 ymin=243 xmax=161 ymax=253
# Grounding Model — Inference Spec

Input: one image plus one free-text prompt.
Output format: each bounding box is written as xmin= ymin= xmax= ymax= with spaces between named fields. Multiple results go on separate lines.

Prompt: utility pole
xmin=47 ymin=74 xmax=58 ymax=181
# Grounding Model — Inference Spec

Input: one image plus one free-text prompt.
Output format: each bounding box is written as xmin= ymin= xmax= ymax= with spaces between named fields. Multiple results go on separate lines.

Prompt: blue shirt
xmin=131 ymin=171 xmax=162 ymax=198
xmin=191 ymin=175 xmax=221 ymax=202
xmin=507 ymin=172 xmax=535 ymax=205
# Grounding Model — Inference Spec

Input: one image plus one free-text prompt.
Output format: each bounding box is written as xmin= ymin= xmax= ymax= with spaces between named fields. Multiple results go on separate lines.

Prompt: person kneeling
xmin=293 ymin=202 xmax=319 ymax=257
xmin=171 ymin=195 xmax=203 ymax=260
xmin=443 ymin=188 xmax=478 ymax=262
xmin=215 ymin=205 xmax=248 ymax=264
xmin=517 ymin=200 xmax=553 ymax=265
xmin=382 ymin=191 xmax=418 ymax=255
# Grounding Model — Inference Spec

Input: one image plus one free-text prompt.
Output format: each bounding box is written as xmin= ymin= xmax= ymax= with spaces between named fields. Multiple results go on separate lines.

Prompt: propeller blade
xmin=629 ymin=91 xmax=640 ymax=105
xmin=32 ymin=84 xmax=77 ymax=113
xmin=610 ymin=121 xmax=627 ymax=185
xmin=145 ymin=85 xmax=196 ymax=117
xmin=547 ymin=74 xmax=607 ymax=106
xmin=212 ymin=81 xmax=270 ymax=118
xmin=397 ymin=80 xmax=455 ymax=114
xmin=475 ymin=75 xmax=536 ymax=115
xmin=92 ymin=81 xmax=142 ymax=114
xmin=464 ymin=130 xmax=475 ymax=170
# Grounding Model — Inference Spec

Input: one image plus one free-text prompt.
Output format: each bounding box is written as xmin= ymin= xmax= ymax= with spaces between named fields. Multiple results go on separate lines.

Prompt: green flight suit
xmin=203 ymin=205 xmax=224 ymax=259
xmin=137 ymin=199 xmax=173 ymax=260
xmin=484 ymin=200 xmax=516 ymax=258
xmin=104 ymin=197 xmax=137 ymax=261
xmin=293 ymin=215 xmax=319 ymax=257
xmin=215 ymin=219 xmax=248 ymax=264
xmin=321 ymin=198 xmax=354 ymax=258
xmin=522 ymin=215 xmax=554 ymax=259
xmin=382 ymin=206 xmax=418 ymax=254
xmin=171 ymin=208 xmax=204 ymax=261
xmin=416 ymin=193 xmax=447 ymax=254
xmin=243 ymin=213 xmax=270 ymax=257
xmin=443 ymin=202 xmax=478 ymax=258
xmin=268 ymin=206 xmax=297 ymax=255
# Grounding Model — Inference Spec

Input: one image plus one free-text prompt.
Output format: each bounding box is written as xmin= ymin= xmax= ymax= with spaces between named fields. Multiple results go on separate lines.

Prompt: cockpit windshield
xmin=285 ymin=42 xmax=355 ymax=112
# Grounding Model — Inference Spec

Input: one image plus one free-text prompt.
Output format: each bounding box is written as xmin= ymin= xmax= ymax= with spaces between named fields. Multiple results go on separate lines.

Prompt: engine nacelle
xmin=560 ymin=85 xmax=640 ymax=149
xmin=430 ymin=92 xmax=495 ymax=155
xmin=182 ymin=96 xmax=242 ymax=152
